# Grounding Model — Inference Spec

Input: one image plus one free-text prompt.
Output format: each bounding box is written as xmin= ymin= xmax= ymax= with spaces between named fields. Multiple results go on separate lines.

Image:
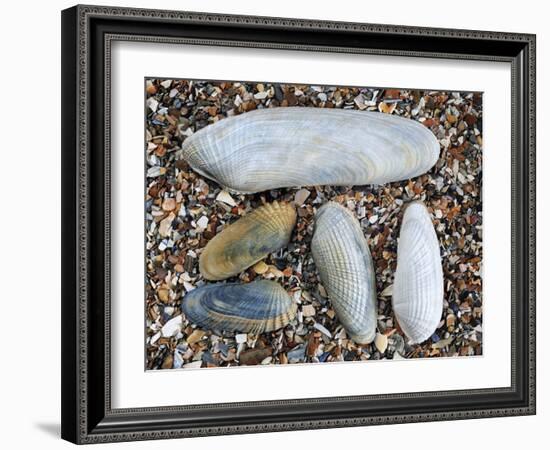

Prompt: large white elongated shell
xmin=181 ymin=280 xmax=297 ymax=334
xmin=311 ymin=202 xmax=377 ymax=344
xmin=392 ymin=202 xmax=443 ymax=344
xmin=180 ymin=107 xmax=440 ymax=194
xmin=199 ymin=201 xmax=296 ymax=280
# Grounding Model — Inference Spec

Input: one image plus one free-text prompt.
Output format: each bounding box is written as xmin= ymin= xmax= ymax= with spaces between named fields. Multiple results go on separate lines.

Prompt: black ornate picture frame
xmin=61 ymin=4 xmax=536 ymax=444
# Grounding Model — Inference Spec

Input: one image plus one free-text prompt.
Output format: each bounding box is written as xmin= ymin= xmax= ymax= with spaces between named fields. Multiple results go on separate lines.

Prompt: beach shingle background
xmin=145 ymin=79 xmax=483 ymax=370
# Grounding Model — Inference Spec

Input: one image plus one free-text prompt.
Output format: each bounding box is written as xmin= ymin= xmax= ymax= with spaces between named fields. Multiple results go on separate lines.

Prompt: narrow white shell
xmin=311 ymin=202 xmax=377 ymax=344
xmin=180 ymin=107 xmax=440 ymax=193
xmin=392 ymin=202 xmax=443 ymax=344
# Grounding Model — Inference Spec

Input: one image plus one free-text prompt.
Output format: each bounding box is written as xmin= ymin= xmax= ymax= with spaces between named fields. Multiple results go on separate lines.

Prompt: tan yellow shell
xmin=199 ymin=201 xmax=296 ymax=280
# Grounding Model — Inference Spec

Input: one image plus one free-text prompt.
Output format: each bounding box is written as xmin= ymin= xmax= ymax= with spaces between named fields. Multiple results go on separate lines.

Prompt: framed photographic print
xmin=61 ymin=4 xmax=536 ymax=444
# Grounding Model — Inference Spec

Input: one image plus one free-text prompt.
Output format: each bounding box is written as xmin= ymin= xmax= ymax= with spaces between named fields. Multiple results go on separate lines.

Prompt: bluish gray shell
xmin=181 ymin=280 xmax=297 ymax=334
xmin=180 ymin=107 xmax=440 ymax=194
xmin=311 ymin=202 xmax=377 ymax=344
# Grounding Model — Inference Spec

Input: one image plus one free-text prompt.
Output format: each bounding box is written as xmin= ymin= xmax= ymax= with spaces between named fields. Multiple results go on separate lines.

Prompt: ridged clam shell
xmin=181 ymin=107 xmax=439 ymax=193
xmin=181 ymin=280 xmax=297 ymax=334
xmin=199 ymin=201 xmax=296 ymax=280
xmin=392 ymin=202 xmax=443 ymax=344
xmin=311 ymin=202 xmax=377 ymax=344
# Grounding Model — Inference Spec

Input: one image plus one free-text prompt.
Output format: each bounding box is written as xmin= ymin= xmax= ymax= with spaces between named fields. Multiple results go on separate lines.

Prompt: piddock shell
xmin=199 ymin=201 xmax=296 ymax=280
xmin=392 ymin=202 xmax=443 ymax=344
xmin=180 ymin=107 xmax=440 ymax=193
xmin=311 ymin=202 xmax=377 ymax=344
xmin=181 ymin=280 xmax=297 ymax=334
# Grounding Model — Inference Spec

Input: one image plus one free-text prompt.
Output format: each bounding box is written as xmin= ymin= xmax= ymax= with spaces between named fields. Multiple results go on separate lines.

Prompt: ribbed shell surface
xmin=311 ymin=202 xmax=377 ymax=344
xmin=181 ymin=107 xmax=440 ymax=194
xmin=199 ymin=201 xmax=296 ymax=280
xmin=392 ymin=202 xmax=443 ymax=344
xmin=181 ymin=280 xmax=297 ymax=334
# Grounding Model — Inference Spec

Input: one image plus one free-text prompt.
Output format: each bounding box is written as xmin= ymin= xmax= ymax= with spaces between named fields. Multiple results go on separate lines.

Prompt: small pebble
xmin=162 ymin=198 xmax=176 ymax=211
xmin=183 ymin=361 xmax=203 ymax=369
xmin=186 ymin=329 xmax=205 ymax=345
xmin=157 ymin=289 xmax=169 ymax=302
xmin=196 ymin=215 xmax=209 ymax=230
xmin=294 ymin=188 xmax=311 ymax=206
xmin=287 ymin=345 xmax=306 ymax=363
xmin=374 ymin=333 xmax=388 ymax=353
xmin=253 ymin=261 xmax=269 ymax=274
xmin=161 ymin=315 xmax=182 ymax=338
xmin=302 ymin=304 xmax=316 ymax=317
xmin=216 ymin=190 xmax=237 ymax=206
xmin=235 ymin=333 xmax=247 ymax=344
xmin=313 ymin=323 xmax=332 ymax=338
xmin=380 ymin=284 xmax=393 ymax=297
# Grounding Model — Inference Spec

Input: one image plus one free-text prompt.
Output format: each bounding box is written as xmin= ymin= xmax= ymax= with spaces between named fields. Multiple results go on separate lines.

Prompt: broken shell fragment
xmin=199 ymin=201 xmax=296 ymax=280
xmin=311 ymin=202 xmax=377 ymax=344
xmin=392 ymin=202 xmax=444 ymax=344
xmin=374 ymin=333 xmax=388 ymax=353
xmin=181 ymin=280 xmax=297 ymax=334
xmin=180 ymin=107 xmax=440 ymax=193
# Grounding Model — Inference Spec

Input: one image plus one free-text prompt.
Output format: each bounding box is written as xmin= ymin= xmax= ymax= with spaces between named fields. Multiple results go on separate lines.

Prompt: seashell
xmin=311 ymin=202 xmax=377 ymax=344
xmin=181 ymin=280 xmax=297 ymax=334
xmin=180 ymin=107 xmax=439 ymax=193
xmin=392 ymin=202 xmax=443 ymax=344
xmin=199 ymin=201 xmax=296 ymax=280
